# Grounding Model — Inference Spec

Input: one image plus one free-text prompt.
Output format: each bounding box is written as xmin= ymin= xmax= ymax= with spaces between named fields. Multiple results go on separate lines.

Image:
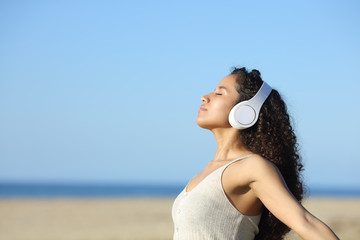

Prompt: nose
xmin=201 ymin=94 xmax=209 ymax=103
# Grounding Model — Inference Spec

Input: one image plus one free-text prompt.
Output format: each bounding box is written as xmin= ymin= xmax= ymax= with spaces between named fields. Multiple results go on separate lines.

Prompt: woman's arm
xmin=249 ymin=157 xmax=339 ymax=240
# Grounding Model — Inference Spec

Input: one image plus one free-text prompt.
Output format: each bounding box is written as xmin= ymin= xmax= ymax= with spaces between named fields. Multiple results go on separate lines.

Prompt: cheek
xmin=214 ymin=101 xmax=235 ymax=116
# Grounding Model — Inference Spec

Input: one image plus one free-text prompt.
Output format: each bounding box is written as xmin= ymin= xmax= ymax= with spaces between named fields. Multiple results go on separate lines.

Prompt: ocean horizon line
xmin=0 ymin=182 xmax=359 ymax=198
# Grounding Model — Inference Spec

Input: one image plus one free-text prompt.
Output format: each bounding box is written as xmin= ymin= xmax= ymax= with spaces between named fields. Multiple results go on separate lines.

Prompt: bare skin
xmin=191 ymin=75 xmax=339 ymax=240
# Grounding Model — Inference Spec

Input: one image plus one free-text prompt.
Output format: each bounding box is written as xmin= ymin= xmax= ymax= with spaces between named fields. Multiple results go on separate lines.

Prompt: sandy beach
xmin=0 ymin=197 xmax=359 ymax=240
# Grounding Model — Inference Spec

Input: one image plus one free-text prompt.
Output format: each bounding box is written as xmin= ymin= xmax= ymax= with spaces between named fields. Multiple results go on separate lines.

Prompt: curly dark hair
xmin=230 ymin=67 xmax=305 ymax=240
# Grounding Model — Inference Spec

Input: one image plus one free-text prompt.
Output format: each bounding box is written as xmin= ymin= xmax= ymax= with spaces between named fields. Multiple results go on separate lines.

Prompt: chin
xmin=196 ymin=118 xmax=226 ymax=130
xmin=196 ymin=123 xmax=212 ymax=130
xmin=196 ymin=118 xmax=212 ymax=130
xmin=196 ymin=117 xmax=231 ymax=130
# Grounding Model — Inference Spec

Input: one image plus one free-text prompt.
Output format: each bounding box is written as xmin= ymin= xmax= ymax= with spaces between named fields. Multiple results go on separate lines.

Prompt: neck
xmin=211 ymin=127 xmax=252 ymax=162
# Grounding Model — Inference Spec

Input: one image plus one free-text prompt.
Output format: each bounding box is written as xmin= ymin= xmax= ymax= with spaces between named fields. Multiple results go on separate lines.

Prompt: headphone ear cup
xmin=228 ymin=81 xmax=272 ymax=130
xmin=229 ymin=101 xmax=257 ymax=129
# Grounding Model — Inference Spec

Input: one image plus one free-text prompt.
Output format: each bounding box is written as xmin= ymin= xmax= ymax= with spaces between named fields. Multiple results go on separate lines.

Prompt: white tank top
xmin=172 ymin=154 xmax=262 ymax=240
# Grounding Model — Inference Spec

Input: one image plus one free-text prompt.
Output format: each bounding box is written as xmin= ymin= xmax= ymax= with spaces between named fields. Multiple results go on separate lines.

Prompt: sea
xmin=0 ymin=183 xmax=359 ymax=198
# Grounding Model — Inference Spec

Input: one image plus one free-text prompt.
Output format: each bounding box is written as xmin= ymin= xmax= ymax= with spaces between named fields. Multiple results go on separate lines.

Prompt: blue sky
xmin=0 ymin=0 xmax=359 ymax=189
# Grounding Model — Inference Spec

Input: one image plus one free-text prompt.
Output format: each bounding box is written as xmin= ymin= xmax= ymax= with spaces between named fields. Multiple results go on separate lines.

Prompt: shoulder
xmin=227 ymin=154 xmax=280 ymax=183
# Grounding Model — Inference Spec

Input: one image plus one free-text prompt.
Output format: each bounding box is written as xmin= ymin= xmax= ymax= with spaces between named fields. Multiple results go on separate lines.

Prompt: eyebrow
xmin=215 ymin=86 xmax=228 ymax=91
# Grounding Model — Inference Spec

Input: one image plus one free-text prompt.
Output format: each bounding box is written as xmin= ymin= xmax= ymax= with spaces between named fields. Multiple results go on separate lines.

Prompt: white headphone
xmin=228 ymin=81 xmax=272 ymax=129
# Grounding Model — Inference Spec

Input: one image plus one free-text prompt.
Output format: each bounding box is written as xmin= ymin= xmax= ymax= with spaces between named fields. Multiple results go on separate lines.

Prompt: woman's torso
xmin=172 ymin=154 xmax=262 ymax=240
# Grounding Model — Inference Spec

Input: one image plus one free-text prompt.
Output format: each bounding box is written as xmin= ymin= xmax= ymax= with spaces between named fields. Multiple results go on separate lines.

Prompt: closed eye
xmin=215 ymin=93 xmax=222 ymax=95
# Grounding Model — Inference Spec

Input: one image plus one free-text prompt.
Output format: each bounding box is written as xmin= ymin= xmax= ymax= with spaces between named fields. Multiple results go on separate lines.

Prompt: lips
xmin=199 ymin=106 xmax=207 ymax=111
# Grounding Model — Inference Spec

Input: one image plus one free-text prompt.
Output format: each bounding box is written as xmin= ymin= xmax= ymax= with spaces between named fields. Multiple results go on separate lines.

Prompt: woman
xmin=172 ymin=67 xmax=339 ymax=240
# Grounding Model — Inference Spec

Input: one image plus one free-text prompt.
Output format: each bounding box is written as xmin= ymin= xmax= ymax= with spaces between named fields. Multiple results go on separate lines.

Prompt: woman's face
xmin=196 ymin=75 xmax=240 ymax=130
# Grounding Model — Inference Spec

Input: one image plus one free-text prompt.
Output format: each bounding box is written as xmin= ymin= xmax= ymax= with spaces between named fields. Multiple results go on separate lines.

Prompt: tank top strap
xmin=223 ymin=154 xmax=254 ymax=169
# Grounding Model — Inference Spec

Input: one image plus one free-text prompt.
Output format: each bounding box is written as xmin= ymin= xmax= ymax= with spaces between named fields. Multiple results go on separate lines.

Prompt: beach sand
xmin=0 ymin=197 xmax=359 ymax=240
